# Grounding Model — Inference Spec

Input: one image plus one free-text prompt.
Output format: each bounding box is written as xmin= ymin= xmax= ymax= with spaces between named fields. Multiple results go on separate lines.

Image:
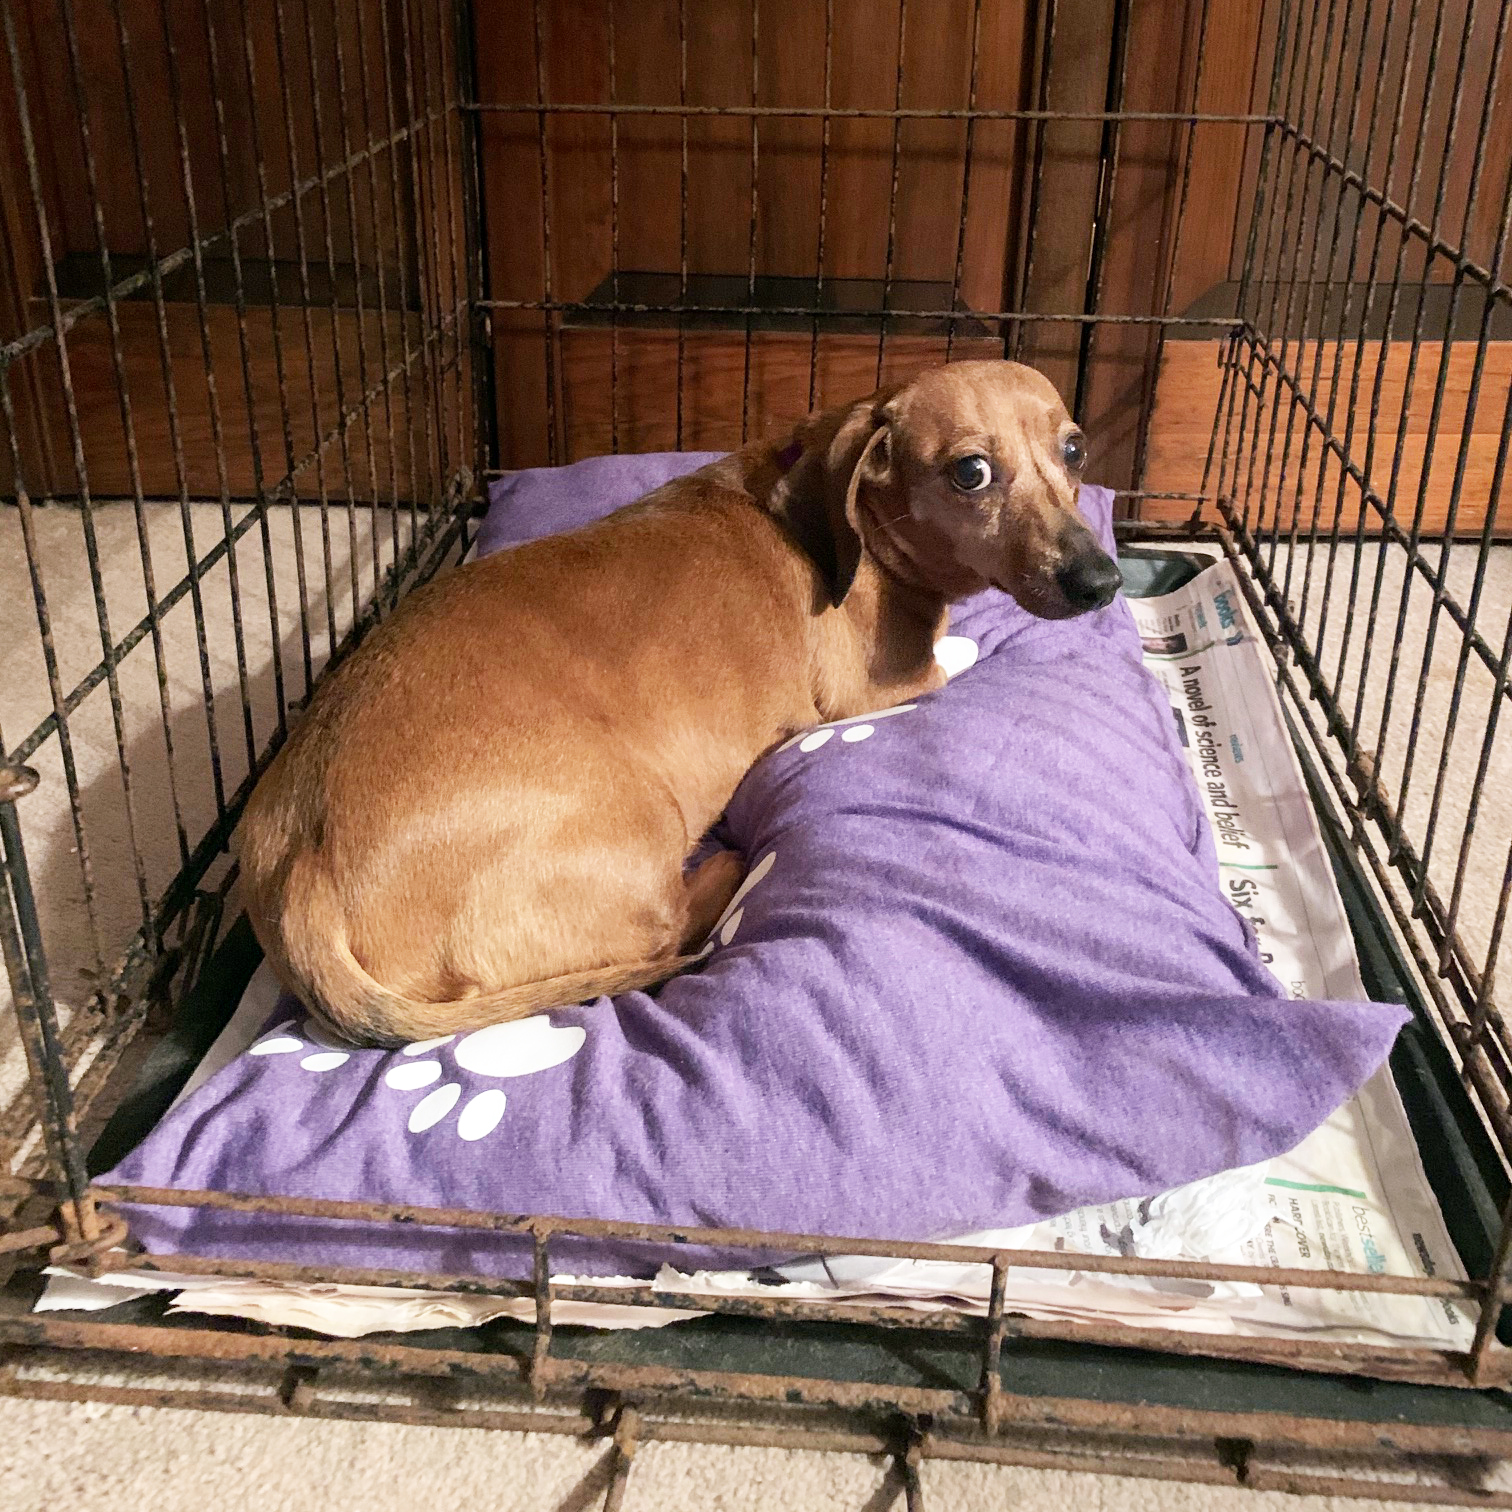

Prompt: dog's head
xmin=772 ymin=360 xmax=1121 ymax=618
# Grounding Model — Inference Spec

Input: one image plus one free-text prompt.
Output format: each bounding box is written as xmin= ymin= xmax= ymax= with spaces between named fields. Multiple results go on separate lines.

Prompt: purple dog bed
xmin=102 ymin=456 xmax=1406 ymax=1280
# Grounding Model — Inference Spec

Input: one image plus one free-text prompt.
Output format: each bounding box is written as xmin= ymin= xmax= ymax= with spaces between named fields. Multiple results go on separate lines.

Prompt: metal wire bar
xmin=1217 ymin=511 xmax=1512 ymax=1140
xmin=1132 ymin=0 xmax=1213 ymax=498
xmin=1345 ymin=0 xmax=1464 ymax=763
xmin=942 ymin=0 xmax=984 ymax=368
xmin=1208 ymin=0 xmax=1298 ymax=516
xmin=530 ymin=0 xmax=556 ymax=465
xmin=135 ymin=0 xmax=246 ymax=806
xmin=740 ymin=0 xmax=759 ymax=442
xmin=397 ymin=0 xmax=454 ymax=503
xmin=477 ymin=298 xmax=1240 ymax=328
xmin=414 ymin=0 xmax=465 ymax=485
xmin=1242 ymin=0 xmax=1336 ymax=561
xmin=73 ymin=0 xmax=191 ymax=874
xmin=1316 ymin=0 xmax=1431 ymax=714
xmin=1229 ymin=478 xmax=1512 ymax=1089
xmin=1293 ymin=0 xmax=1395 ymax=643
xmin=465 ymin=101 xmax=1273 ymax=124
xmin=1396 ymin=50 xmax=1512 ymax=930
xmin=1276 ymin=120 xmax=1512 ymax=306
xmin=207 ymin=0 xmax=296 ymax=740
xmin=0 ymin=773 xmax=97 ymax=1235
xmin=453 ymin=0 xmax=492 ymax=484
xmin=265 ymin=0 xmax=355 ymax=635
xmin=374 ymin=0 xmax=437 ymax=543
xmin=1363 ymin=0 xmax=1487 ymax=833
xmin=1236 ymin=333 xmax=1512 ymax=707
xmin=0 ymin=376 xmax=105 ymax=973
xmin=874 ymin=0 xmax=909 ymax=388
xmin=92 ymin=1180 xmax=1496 ymax=1301
xmin=675 ymin=0 xmax=688 ymax=449
xmin=1012 ymin=0 xmax=1058 ymax=364
xmin=217 ymin=0 xmax=320 ymax=695
xmin=607 ymin=0 xmax=620 ymax=450
xmin=3 ymin=405 xmax=472 ymax=1026
xmin=1073 ymin=0 xmax=1132 ymax=425
xmin=307 ymin=0 xmax=384 ymax=605
xmin=1441 ymin=403 xmax=1512 ymax=992
xmin=1 ymin=0 xmax=156 ymax=935
xmin=1259 ymin=0 xmax=1359 ymax=583
xmin=1235 ymin=0 xmax=1332 ymax=551
xmin=806 ymin=0 xmax=834 ymax=413
xmin=346 ymin=0 xmax=407 ymax=598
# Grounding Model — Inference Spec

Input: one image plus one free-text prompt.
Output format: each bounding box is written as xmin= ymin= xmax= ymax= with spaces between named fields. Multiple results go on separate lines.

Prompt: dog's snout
xmin=1054 ymin=550 xmax=1123 ymax=612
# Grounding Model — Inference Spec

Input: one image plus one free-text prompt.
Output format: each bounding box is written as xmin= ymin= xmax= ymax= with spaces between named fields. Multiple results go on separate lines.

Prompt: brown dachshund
xmin=238 ymin=360 xmax=1120 ymax=1046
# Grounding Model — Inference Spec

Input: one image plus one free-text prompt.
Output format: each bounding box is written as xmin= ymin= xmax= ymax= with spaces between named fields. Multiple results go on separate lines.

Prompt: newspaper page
xmin=661 ymin=562 xmax=1476 ymax=1348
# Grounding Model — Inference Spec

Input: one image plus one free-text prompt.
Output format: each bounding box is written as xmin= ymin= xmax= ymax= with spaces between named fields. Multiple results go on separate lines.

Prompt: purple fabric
xmin=105 ymin=454 xmax=1407 ymax=1280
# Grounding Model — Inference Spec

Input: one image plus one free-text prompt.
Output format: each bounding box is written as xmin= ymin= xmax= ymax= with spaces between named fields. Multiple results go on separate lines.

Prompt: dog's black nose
xmin=1055 ymin=550 xmax=1123 ymax=612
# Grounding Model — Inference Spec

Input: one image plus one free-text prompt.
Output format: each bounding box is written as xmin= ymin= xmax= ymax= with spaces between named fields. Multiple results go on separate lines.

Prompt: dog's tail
xmin=273 ymin=854 xmax=703 ymax=1049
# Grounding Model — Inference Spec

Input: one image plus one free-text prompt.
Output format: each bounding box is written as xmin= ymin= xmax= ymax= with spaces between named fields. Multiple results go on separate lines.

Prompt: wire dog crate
xmin=6 ymin=0 xmax=1512 ymax=1502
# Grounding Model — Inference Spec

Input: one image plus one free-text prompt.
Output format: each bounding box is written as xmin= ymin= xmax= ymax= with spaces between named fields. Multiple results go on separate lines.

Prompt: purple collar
xmin=776 ymin=440 xmax=803 ymax=472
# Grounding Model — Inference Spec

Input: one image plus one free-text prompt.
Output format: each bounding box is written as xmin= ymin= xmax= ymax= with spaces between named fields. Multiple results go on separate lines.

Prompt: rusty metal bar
xmin=476 ymin=298 xmax=1242 ymax=329
xmin=978 ymin=1253 xmax=1009 ymax=1433
xmin=602 ymin=1403 xmax=639 ymax=1512
xmin=91 ymin=1181 xmax=1493 ymax=1304
xmin=530 ymin=1224 xmax=553 ymax=1398
xmin=0 ymin=766 xmax=98 ymax=1246
xmin=9 ymin=1316 xmax=1512 ymax=1459
xmin=464 ymin=102 xmax=1273 ymax=124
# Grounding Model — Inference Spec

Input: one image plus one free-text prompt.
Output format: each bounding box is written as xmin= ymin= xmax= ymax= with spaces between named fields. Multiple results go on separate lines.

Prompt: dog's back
xmin=239 ymin=479 xmax=822 ymax=1045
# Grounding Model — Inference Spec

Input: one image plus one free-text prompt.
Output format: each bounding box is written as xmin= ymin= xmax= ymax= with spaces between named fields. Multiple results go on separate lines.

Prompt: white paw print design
xmin=698 ymin=849 xmax=777 ymax=957
xmin=934 ymin=634 xmax=979 ymax=678
xmin=775 ymin=636 xmax=978 ymax=755
xmin=247 ymin=1015 xmax=587 ymax=1143
xmin=776 ymin=704 xmax=915 ymax=755
xmin=249 ymin=1017 xmax=354 ymax=1072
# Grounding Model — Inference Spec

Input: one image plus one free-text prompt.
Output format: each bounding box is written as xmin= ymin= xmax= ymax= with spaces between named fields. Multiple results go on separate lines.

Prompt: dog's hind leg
xmin=679 ymin=849 xmax=745 ymax=949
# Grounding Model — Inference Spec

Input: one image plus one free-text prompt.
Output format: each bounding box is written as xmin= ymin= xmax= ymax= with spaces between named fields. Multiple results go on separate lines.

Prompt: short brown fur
xmin=238 ymin=361 xmax=1117 ymax=1046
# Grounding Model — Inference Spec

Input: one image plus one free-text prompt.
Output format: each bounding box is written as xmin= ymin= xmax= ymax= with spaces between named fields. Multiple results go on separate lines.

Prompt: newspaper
xmin=39 ymin=563 xmax=1473 ymax=1343
xmin=661 ymin=563 xmax=1475 ymax=1348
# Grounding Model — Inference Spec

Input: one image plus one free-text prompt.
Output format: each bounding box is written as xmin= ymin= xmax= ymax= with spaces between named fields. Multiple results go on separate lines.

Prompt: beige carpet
xmin=0 ymin=1393 xmax=1481 ymax=1512
xmin=2 ymin=500 xmax=1506 ymax=1509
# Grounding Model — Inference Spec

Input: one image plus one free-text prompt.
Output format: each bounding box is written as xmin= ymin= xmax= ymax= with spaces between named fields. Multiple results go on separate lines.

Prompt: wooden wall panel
xmin=475 ymin=0 xmax=1035 ymax=467
xmin=558 ymin=330 xmax=1002 ymax=457
xmin=16 ymin=304 xmax=430 ymax=504
xmin=1070 ymin=0 xmax=1195 ymax=488
xmin=472 ymin=0 xmax=1285 ymax=482
xmin=1142 ymin=339 xmax=1512 ymax=536
xmin=17 ymin=0 xmax=412 ymax=281
xmin=0 ymin=0 xmax=446 ymax=505
xmin=1012 ymin=0 xmax=1119 ymax=402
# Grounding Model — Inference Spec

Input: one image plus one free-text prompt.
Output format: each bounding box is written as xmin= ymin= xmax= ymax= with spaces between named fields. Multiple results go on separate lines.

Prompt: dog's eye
xmin=1062 ymin=433 xmax=1087 ymax=471
xmin=949 ymin=454 xmax=993 ymax=492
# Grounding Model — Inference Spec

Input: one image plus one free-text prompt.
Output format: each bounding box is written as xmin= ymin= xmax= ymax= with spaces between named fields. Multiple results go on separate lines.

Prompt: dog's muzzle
xmin=1054 ymin=548 xmax=1123 ymax=612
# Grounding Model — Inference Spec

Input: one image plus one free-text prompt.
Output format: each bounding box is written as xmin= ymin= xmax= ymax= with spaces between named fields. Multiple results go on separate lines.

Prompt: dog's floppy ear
xmin=769 ymin=391 xmax=899 ymax=608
